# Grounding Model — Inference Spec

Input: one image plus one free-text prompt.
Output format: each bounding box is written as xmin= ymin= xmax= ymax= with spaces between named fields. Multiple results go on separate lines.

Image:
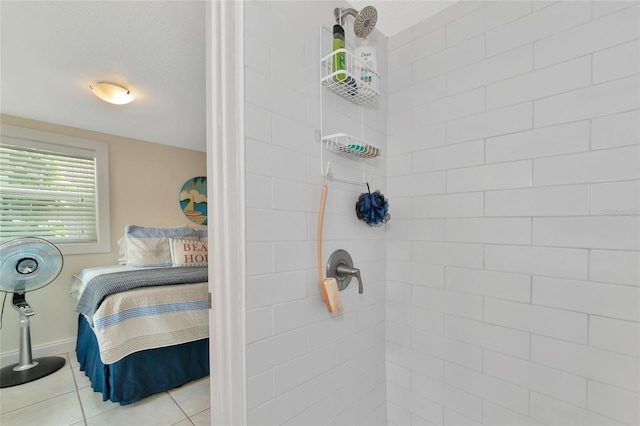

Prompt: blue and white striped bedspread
xmin=74 ymin=267 xmax=209 ymax=364
xmin=75 ymin=266 xmax=208 ymax=322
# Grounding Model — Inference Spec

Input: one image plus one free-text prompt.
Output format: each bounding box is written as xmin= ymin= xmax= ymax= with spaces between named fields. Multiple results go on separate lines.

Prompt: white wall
xmin=385 ymin=1 xmax=639 ymax=425
xmin=244 ymin=1 xmax=388 ymax=424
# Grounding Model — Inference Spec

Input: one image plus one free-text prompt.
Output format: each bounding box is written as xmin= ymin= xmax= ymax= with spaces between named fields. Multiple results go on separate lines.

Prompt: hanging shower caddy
xmin=322 ymin=133 xmax=380 ymax=159
xmin=318 ymin=24 xmax=381 ymax=184
xmin=320 ymin=48 xmax=380 ymax=106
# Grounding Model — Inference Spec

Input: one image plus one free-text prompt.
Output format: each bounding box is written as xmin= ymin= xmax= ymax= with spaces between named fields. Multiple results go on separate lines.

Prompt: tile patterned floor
xmin=0 ymin=352 xmax=211 ymax=426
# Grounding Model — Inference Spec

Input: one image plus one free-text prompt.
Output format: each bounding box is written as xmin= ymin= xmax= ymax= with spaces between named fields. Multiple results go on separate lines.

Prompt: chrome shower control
xmin=326 ymin=249 xmax=363 ymax=294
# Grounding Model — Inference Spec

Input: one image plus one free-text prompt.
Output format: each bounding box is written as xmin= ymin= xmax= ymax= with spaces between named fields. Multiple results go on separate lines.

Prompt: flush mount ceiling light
xmin=89 ymin=82 xmax=135 ymax=105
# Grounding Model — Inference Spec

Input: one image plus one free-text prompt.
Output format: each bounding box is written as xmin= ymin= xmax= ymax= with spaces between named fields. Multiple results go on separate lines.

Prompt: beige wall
xmin=0 ymin=114 xmax=206 ymax=360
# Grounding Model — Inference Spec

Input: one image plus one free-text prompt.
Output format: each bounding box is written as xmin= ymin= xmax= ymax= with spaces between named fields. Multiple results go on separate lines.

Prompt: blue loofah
xmin=356 ymin=188 xmax=390 ymax=227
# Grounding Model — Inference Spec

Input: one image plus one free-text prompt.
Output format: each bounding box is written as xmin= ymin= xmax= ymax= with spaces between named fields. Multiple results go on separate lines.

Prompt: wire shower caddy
xmin=318 ymin=25 xmax=381 ymax=185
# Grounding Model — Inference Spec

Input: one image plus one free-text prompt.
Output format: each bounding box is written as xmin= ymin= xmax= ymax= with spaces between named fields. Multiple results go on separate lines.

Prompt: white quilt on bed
xmin=71 ymin=266 xmax=209 ymax=364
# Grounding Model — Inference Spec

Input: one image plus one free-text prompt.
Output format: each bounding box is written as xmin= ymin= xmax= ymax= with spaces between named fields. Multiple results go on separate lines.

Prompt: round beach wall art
xmin=179 ymin=176 xmax=207 ymax=225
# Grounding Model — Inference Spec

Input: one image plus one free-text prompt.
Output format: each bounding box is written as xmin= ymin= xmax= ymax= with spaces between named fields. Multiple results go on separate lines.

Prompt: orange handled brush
xmin=317 ymin=183 xmax=343 ymax=314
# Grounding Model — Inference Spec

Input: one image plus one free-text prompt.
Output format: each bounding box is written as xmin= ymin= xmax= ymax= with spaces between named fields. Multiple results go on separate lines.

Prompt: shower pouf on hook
xmin=356 ymin=189 xmax=390 ymax=227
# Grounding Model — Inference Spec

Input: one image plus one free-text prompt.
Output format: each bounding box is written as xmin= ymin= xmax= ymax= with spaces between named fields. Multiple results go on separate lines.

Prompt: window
xmin=0 ymin=124 xmax=110 ymax=254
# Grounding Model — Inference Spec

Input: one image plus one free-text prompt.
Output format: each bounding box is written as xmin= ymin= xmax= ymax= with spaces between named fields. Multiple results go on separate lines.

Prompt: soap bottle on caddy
xmin=332 ymin=24 xmax=357 ymax=96
xmin=354 ymin=37 xmax=377 ymax=96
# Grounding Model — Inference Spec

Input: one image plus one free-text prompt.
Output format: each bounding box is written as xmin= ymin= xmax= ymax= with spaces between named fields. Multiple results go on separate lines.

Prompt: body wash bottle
xmin=355 ymin=38 xmax=377 ymax=91
xmin=332 ymin=24 xmax=357 ymax=95
xmin=332 ymin=24 xmax=346 ymax=83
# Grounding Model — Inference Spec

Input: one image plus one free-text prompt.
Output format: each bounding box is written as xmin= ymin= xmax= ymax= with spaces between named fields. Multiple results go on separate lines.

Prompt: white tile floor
xmin=0 ymin=352 xmax=211 ymax=426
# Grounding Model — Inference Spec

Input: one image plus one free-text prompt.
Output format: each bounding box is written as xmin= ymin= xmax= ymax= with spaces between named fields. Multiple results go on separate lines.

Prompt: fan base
xmin=0 ymin=356 xmax=65 ymax=388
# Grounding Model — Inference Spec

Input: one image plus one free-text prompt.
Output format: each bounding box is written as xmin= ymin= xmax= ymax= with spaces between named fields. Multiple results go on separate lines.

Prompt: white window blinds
xmin=0 ymin=143 xmax=98 ymax=243
xmin=0 ymin=124 xmax=110 ymax=254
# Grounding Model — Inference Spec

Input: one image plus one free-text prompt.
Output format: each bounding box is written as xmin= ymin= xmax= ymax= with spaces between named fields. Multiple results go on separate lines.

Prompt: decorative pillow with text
xmin=169 ymin=238 xmax=208 ymax=267
xmin=124 ymin=225 xmax=199 ymax=267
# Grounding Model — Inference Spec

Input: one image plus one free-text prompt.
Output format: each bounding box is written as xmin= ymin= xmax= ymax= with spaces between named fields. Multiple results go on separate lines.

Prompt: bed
xmin=71 ymin=226 xmax=210 ymax=405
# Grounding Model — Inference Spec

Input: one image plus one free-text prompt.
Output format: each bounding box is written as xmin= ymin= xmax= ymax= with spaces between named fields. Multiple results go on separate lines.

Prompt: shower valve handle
xmin=336 ymin=264 xmax=363 ymax=294
xmin=326 ymin=249 xmax=364 ymax=294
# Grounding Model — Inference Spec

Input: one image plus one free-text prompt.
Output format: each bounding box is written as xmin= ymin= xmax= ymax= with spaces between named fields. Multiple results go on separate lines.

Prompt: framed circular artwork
xmin=179 ymin=176 xmax=207 ymax=225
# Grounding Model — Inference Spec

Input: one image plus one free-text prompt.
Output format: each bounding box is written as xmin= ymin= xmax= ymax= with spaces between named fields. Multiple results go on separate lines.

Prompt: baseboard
xmin=0 ymin=338 xmax=76 ymax=368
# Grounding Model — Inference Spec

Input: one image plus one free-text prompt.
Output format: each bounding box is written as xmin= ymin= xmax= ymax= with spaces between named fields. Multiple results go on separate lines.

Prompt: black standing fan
xmin=0 ymin=237 xmax=65 ymax=388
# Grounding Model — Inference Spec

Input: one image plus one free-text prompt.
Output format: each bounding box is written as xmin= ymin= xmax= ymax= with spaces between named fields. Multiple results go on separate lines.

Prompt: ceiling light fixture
xmin=89 ymin=82 xmax=135 ymax=105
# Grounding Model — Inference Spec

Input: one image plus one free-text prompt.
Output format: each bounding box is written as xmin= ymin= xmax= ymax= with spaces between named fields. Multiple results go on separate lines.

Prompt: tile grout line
xmin=67 ymin=351 xmax=89 ymax=426
xmin=166 ymin=390 xmax=194 ymax=425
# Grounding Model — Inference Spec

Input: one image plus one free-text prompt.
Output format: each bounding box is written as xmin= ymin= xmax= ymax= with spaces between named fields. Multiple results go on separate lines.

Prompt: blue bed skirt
xmin=76 ymin=315 xmax=209 ymax=405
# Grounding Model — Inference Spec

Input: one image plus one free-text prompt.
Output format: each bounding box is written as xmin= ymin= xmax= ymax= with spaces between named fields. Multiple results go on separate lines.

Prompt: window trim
xmin=1 ymin=124 xmax=111 ymax=254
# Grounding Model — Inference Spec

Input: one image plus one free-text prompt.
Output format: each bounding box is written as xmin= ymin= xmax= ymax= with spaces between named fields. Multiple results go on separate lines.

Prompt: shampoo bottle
xmin=332 ymin=24 xmax=346 ymax=83
xmin=332 ymin=24 xmax=357 ymax=95
xmin=355 ymin=38 xmax=377 ymax=90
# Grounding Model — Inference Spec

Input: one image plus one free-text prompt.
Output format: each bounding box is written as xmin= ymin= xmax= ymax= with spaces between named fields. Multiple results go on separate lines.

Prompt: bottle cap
xmin=333 ymin=24 xmax=345 ymax=37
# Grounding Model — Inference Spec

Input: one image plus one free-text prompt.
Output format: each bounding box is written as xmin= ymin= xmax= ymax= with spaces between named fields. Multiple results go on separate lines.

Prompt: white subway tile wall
xmin=244 ymin=1 xmax=639 ymax=424
xmin=244 ymin=1 xmax=388 ymax=424
xmin=387 ymin=1 xmax=639 ymax=426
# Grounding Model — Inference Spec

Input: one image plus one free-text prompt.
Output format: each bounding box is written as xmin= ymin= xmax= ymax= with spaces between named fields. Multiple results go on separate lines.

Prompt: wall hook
xmin=321 ymin=162 xmax=331 ymax=179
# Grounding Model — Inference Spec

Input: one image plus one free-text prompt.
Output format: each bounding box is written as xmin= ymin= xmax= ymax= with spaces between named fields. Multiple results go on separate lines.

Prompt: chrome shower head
xmin=334 ymin=5 xmax=378 ymax=38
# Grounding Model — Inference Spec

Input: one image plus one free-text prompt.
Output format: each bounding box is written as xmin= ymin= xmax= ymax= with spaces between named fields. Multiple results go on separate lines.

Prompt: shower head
xmin=354 ymin=6 xmax=377 ymax=38
xmin=334 ymin=5 xmax=378 ymax=38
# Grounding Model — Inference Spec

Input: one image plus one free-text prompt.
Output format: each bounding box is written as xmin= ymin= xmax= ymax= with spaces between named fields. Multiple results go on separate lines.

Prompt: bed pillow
xmin=169 ymin=238 xmax=208 ymax=267
xmin=124 ymin=225 xmax=199 ymax=267
xmin=196 ymin=228 xmax=208 ymax=243
xmin=180 ymin=224 xmax=207 ymax=243
xmin=116 ymin=235 xmax=128 ymax=265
